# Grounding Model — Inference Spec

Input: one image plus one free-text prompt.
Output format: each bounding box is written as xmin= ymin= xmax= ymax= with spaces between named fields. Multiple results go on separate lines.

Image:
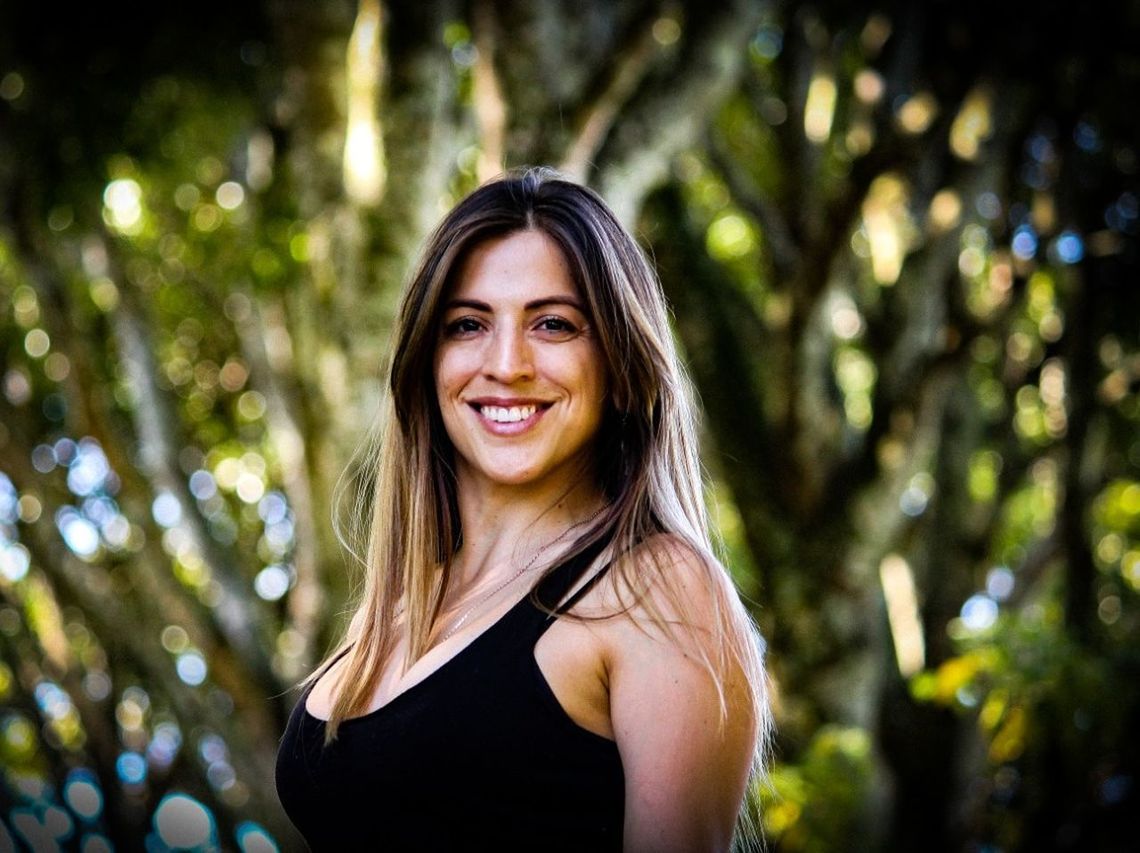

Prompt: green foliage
xmin=1 ymin=0 xmax=1139 ymax=850
xmin=913 ymin=595 xmax=1139 ymax=849
xmin=760 ymin=726 xmax=875 ymax=852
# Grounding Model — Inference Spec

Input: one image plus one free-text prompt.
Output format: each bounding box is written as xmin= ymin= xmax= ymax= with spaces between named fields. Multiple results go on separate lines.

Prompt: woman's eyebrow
xmin=443 ymin=298 xmax=492 ymax=311
xmin=443 ymin=296 xmax=586 ymax=311
xmin=525 ymin=296 xmax=586 ymax=311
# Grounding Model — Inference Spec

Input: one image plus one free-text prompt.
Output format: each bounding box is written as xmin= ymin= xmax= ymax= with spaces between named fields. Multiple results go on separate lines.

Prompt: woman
xmin=276 ymin=168 xmax=772 ymax=851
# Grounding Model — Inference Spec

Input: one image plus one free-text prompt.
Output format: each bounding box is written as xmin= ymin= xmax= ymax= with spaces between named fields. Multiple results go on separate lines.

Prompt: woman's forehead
xmin=446 ymin=229 xmax=582 ymax=306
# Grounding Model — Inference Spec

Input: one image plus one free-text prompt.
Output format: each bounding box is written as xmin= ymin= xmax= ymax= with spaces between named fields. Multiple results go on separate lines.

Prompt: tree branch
xmin=16 ymin=522 xmax=297 ymax=846
xmin=560 ymin=5 xmax=666 ymax=183
xmin=235 ymin=292 xmax=324 ymax=675
xmin=593 ymin=0 xmax=767 ymax=225
xmin=471 ymin=0 xmax=508 ymax=181
xmin=705 ymin=126 xmax=801 ymax=280
xmin=102 ymin=238 xmax=282 ymax=701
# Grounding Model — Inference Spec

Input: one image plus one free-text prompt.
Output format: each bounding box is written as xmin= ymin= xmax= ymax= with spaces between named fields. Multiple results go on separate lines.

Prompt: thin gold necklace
xmin=440 ymin=507 xmax=606 ymax=642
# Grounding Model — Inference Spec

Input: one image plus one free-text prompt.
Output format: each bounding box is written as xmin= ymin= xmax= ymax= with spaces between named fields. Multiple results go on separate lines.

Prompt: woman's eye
xmin=535 ymin=316 xmax=578 ymax=335
xmin=443 ymin=317 xmax=483 ymax=336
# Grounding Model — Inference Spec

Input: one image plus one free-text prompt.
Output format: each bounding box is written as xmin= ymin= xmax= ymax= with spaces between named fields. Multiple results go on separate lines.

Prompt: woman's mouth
xmin=480 ymin=404 xmax=537 ymax=423
xmin=469 ymin=401 xmax=549 ymax=433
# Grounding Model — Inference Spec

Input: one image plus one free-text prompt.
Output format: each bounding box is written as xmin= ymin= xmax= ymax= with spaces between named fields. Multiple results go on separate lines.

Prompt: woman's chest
xmin=278 ymin=623 xmax=624 ymax=848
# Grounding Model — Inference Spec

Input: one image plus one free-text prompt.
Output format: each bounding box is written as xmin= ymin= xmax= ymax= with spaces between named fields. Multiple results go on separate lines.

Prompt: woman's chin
xmin=458 ymin=459 xmax=572 ymax=492
xmin=472 ymin=468 xmax=543 ymax=489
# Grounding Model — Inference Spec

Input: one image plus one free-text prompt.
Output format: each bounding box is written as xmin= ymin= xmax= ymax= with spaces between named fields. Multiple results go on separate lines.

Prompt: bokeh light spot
xmin=235 ymin=471 xmax=266 ymax=504
xmin=257 ymin=492 xmax=289 ymax=524
xmin=176 ymin=650 xmax=208 ymax=686
xmin=216 ymin=181 xmax=245 ymax=211
xmin=896 ymin=91 xmax=938 ymax=134
xmin=254 ymin=565 xmax=290 ymax=601
xmin=4 ymin=368 xmax=33 ymax=406
xmin=189 ymin=470 xmax=218 ymax=500
xmin=59 ymin=512 xmax=101 ymax=558
xmin=154 ymin=793 xmax=215 ymax=849
xmin=115 ymin=751 xmax=147 ymax=785
xmin=1011 ymin=225 xmax=1037 ymax=260
xmin=804 ymin=72 xmax=837 ymax=143
xmin=83 ymin=672 xmax=112 ymax=702
xmin=103 ymin=179 xmax=143 ymax=233
xmin=0 ymin=72 xmax=25 ymax=100
xmin=81 ymin=833 xmax=113 ymax=853
xmin=24 ymin=328 xmax=51 ymax=358
xmin=0 ymin=543 xmax=31 ymax=582
xmin=652 ymin=17 xmax=682 ymax=47
xmin=1054 ymin=230 xmax=1084 ymax=264
xmin=64 ymin=771 xmax=104 ymax=821
xmin=960 ymin=594 xmax=998 ymax=631
xmin=706 ymin=213 xmax=757 ymax=261
xmin=853 ymin=69 xmax=884 ymax=104
xmin=985 ymin=566 xmax=1015 ymax=602
xmin=236 ymin=390 xmax=267 ymax=421
xmin=147 ymin=720 xmax=183 ymax=769
xmin=66 ymin=441 xmax=111 ymax=497
xmin=236 ymin=821 xmax=280 ymax=853
xmin=152 ymin=492 xmax=182 ymax=528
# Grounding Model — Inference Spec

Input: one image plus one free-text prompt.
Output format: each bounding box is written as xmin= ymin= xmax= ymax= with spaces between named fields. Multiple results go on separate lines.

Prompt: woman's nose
xmin=484 ymin=327 xmax=534 ymax=383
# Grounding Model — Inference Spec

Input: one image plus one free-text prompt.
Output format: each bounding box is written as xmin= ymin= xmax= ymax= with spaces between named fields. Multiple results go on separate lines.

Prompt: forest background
xmin=1 ymin=0 xmax=1138 ymax=850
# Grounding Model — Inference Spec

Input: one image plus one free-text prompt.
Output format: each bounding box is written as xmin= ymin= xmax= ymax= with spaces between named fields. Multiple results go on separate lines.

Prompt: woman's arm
xmin=606 ymin=547 xmax=759 ymax=852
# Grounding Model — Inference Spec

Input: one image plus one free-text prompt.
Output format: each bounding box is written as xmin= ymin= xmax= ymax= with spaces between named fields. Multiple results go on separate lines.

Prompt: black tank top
xmin=275 ymin=538 xmax=624 ymax=851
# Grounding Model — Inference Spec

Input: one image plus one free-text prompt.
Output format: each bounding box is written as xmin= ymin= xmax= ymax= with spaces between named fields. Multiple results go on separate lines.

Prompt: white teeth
xmin=480 ymin=405 xmax=537 ymax=423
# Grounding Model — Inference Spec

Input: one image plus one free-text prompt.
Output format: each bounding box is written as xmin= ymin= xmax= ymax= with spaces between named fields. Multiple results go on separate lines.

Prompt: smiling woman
xmin=275 ymin=168 xmax=773 ymax=852
xmin=435 ymin=230 xmax=608 ymax=494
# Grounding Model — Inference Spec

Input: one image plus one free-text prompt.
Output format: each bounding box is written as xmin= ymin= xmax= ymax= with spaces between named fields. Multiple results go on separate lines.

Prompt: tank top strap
xmin=532 ymin=533 xmax=614 ymax=623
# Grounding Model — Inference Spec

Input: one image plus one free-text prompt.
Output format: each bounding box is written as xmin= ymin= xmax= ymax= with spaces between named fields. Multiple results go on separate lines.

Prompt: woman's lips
xmin=468 ymin=401 xmax=551 ymax=435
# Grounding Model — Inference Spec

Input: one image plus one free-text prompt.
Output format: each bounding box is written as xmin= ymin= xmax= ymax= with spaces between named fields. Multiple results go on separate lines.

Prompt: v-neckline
xmin=303 ymin=589 xmax=536 ymax=728
xmin=302 ymin=535 xmax=612 ymax=728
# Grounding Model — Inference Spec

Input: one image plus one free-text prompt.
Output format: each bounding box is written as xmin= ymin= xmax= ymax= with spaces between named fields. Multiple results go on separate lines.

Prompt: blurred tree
xmin=641 ymin=1 xmax=1140 ymax=849
xmin=0 ymin=0 xmax=1137 ymax=851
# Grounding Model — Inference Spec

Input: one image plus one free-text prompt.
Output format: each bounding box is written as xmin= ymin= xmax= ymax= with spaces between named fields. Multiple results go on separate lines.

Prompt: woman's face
xmin=433 ymin=229 xmax=608 ymax=497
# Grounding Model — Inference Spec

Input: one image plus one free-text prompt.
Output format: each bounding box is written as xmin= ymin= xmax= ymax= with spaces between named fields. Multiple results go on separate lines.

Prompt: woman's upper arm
xmin=606 ymin=550 xmax=758 ymax=852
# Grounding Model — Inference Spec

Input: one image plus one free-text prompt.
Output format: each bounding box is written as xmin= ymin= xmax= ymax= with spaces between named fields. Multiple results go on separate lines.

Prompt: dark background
xmin=1 ymin=1 xmax=1138 ymax=849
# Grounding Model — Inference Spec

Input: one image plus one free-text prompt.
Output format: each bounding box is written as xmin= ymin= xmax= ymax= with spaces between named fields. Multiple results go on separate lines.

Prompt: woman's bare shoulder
xmin=571 ymin=532 xmax=738 ymax=648
xmin=604 ymin=536 xmax=759 ymax=849
xmin=610 ymin=532 xmax=730 ymax=608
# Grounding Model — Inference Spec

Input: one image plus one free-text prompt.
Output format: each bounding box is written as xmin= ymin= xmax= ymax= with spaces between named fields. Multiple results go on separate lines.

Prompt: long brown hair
xmin=319 ymin=167 xmax=771 ymax=837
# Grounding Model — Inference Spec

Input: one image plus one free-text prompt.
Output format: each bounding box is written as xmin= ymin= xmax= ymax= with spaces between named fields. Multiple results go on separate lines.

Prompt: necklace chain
xmin=440 ymin=507 xmax=606 ymax=642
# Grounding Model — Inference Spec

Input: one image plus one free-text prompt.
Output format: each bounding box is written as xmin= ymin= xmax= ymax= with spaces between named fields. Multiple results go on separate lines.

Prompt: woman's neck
xmin=450 ymin=477 xmax=607 ymax=587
